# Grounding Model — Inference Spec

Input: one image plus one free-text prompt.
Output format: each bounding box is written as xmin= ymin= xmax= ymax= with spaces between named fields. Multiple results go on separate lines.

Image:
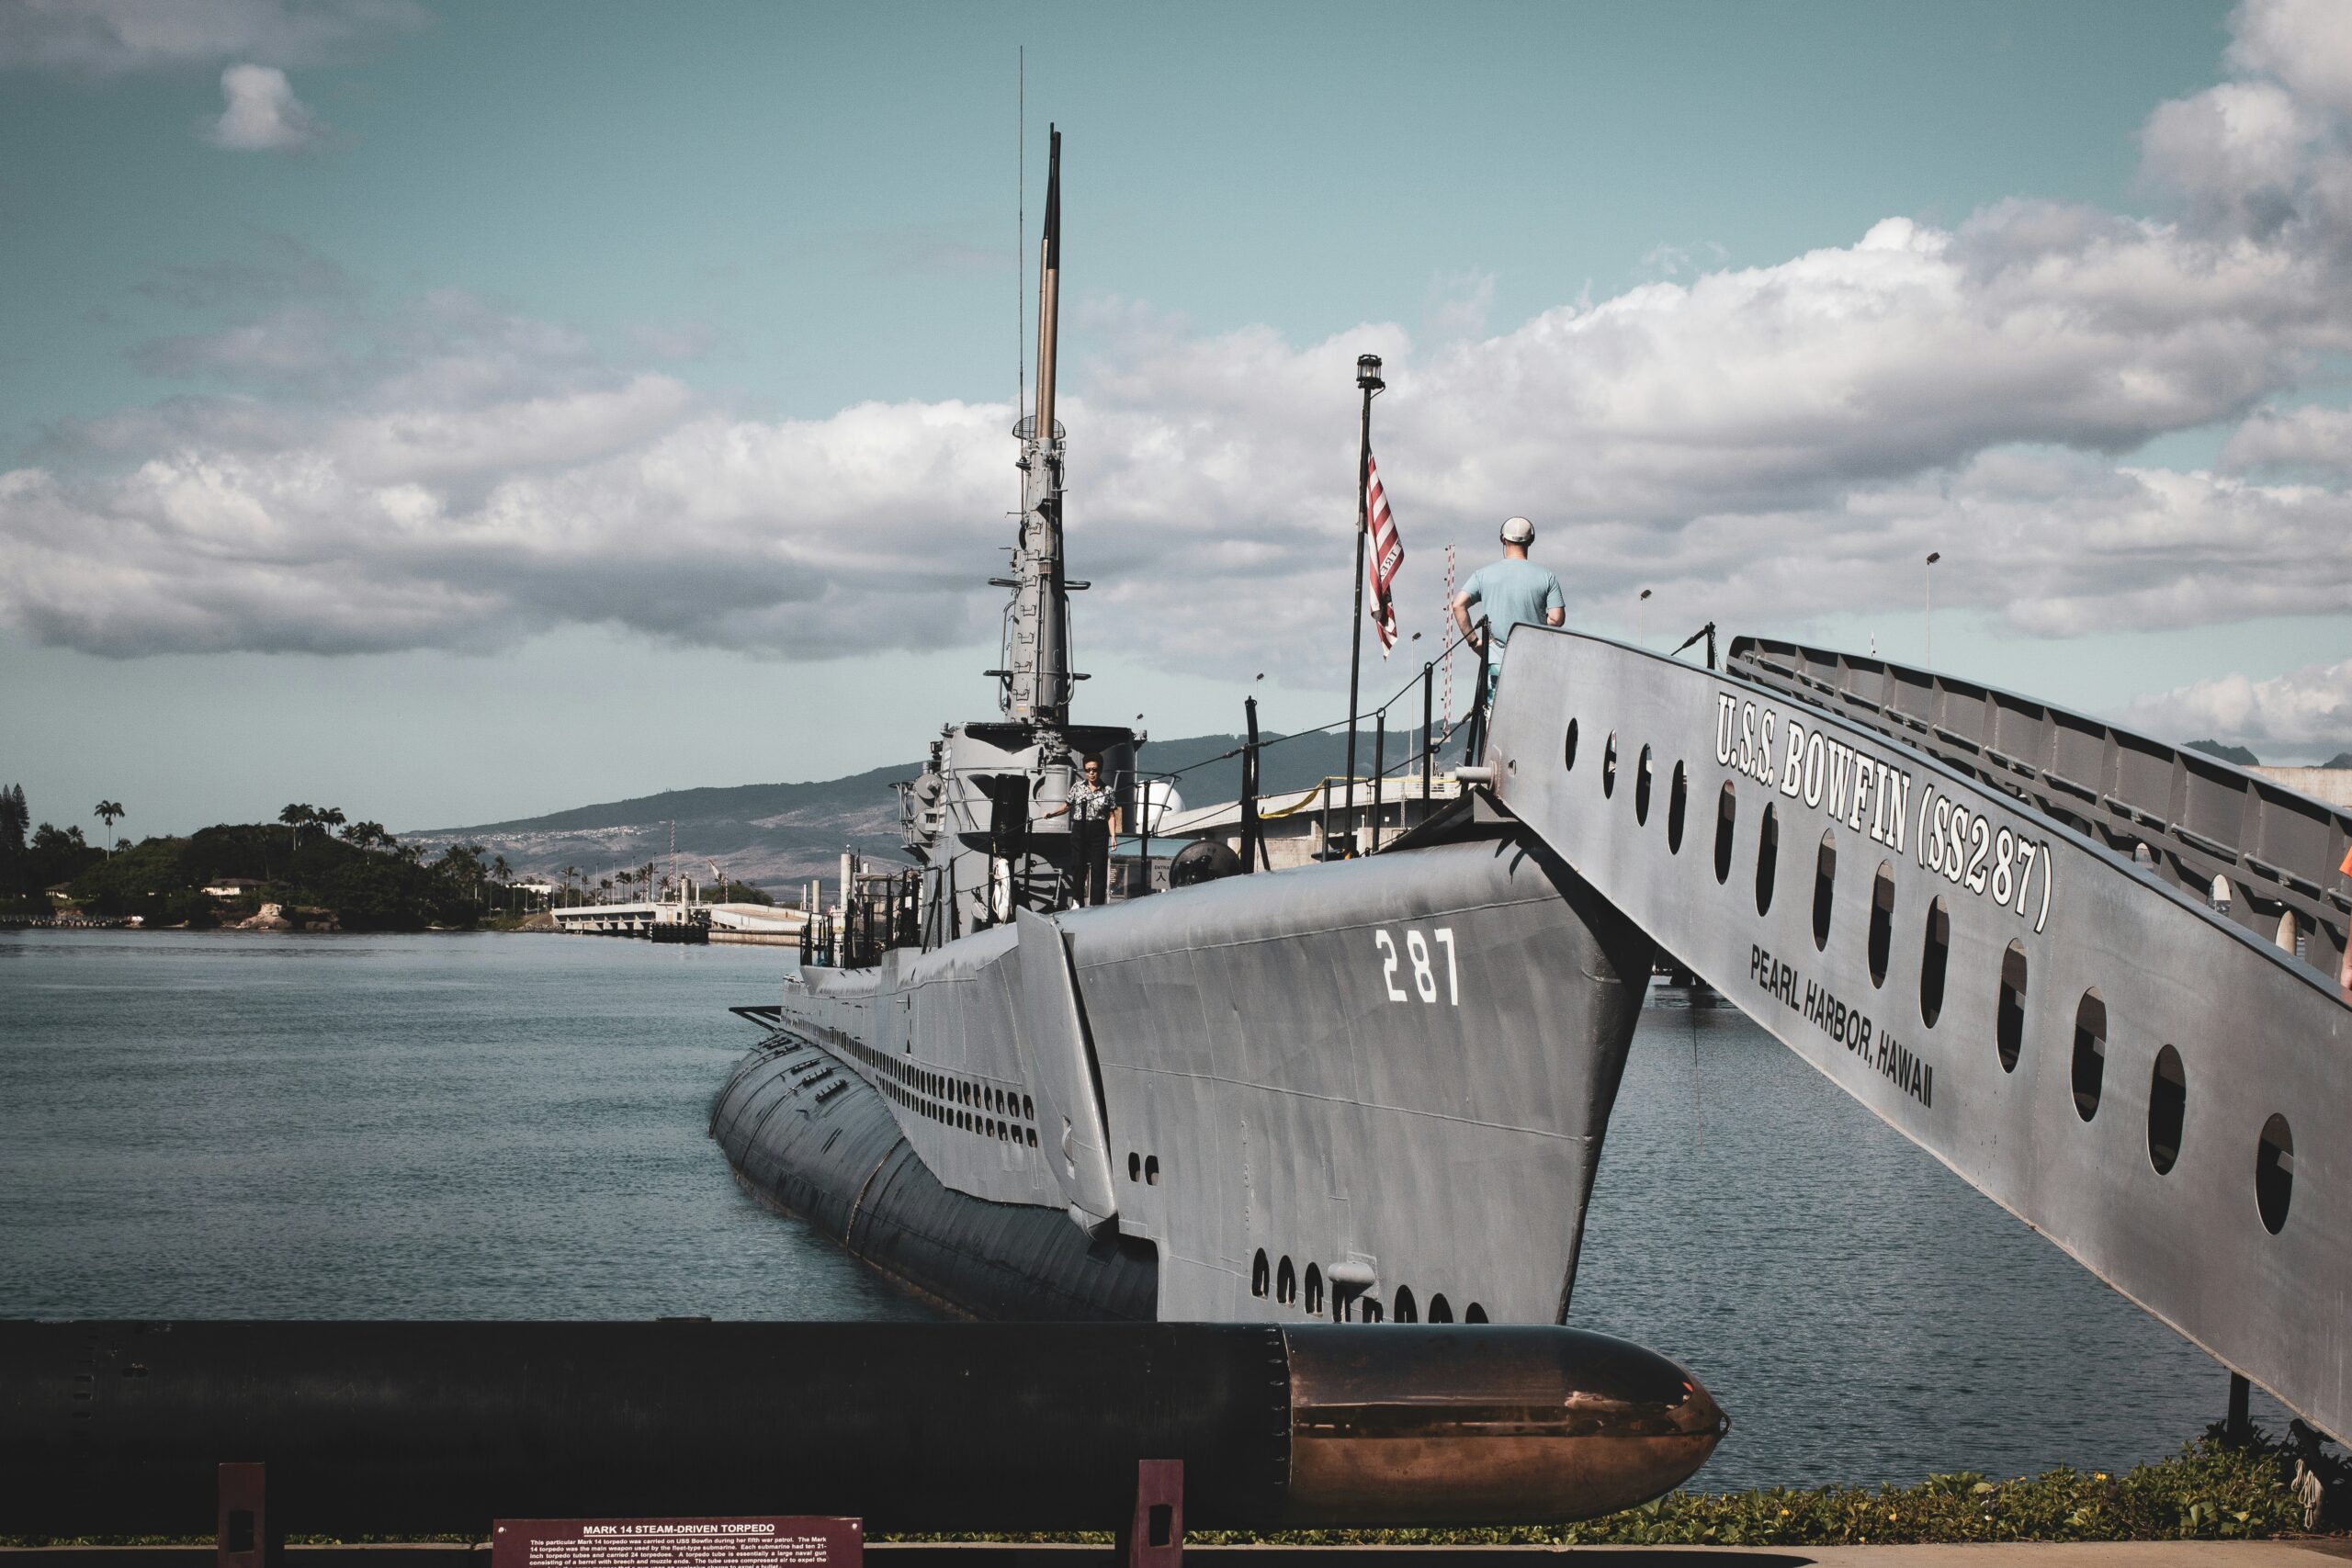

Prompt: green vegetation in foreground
xmin=6 ymin=1429 xmax=2341 ymax=1548
xmin=885 ymin=1430 xmax=2336 ymax=1550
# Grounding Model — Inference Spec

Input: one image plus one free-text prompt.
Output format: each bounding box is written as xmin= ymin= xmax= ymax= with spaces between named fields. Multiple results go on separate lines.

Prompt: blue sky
xmin=3 ymin=0 xmax=2347 ymax=839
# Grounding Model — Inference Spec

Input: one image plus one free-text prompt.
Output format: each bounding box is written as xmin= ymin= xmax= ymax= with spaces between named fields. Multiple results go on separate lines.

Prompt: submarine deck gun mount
xmin=0 ymin=1320 xmax=1727 ymax=1534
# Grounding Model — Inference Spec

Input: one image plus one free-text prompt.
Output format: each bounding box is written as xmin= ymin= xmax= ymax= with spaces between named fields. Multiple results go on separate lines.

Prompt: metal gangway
xmin=1472 ymin=628 xmax=2352 ymax=1442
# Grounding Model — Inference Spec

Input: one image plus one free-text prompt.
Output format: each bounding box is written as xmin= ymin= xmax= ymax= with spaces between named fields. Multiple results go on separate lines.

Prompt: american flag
xmin=1365 ymin=449 xmax=1404 ymax=654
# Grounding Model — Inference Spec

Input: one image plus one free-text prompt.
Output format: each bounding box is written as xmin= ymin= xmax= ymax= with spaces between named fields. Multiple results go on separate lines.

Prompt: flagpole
xmin=1344 ymin=354 xmax=1384 ymax=858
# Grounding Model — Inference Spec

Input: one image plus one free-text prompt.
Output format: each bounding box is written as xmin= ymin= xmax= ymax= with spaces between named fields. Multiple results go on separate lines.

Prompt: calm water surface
xmin=0 ymin=929 xmax=2279 ymax=1490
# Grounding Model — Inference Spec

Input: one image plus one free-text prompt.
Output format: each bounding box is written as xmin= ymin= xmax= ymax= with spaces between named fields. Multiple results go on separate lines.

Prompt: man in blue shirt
xmin=1452 ymin=515 xmax=1565 ymax=701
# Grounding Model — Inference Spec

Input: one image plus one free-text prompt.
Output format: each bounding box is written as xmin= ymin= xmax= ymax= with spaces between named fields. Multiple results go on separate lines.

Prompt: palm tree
xmin=279 ymin=804 xmax=312 ymax=852
xmin=317 ymin=807 xmax=347 ymax=839
xmin=93 ymin=800 xmax=124 ymax=856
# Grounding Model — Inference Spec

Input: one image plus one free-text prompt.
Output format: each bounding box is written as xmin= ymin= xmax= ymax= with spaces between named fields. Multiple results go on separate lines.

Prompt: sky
xmin=2 ymin=0 xmax=2349 ymax=839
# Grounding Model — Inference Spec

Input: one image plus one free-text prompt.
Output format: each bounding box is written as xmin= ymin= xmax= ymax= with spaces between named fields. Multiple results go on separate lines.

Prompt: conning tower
xmin=891 ymin=127 xmax=1138 ymax=948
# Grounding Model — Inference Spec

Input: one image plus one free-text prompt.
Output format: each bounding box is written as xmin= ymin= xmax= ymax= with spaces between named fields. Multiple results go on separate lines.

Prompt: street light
xmin=1636 ymin=587 xmax=1652 ymax=649
xmin=1925 ymin=551 xmax=1941 ymax=669
xmin=1341 ymin=353 xmax=1386 ymax=857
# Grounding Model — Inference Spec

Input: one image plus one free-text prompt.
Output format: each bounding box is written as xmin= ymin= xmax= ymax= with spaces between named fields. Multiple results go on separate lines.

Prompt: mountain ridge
xmin=403 ymin=727 xmax=1464 ymax=890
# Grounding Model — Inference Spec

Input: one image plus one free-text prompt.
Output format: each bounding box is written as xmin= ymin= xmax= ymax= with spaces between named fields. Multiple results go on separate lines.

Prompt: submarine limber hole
xmin=1919 ymin=896 xmax=1951 ymax=1028
xmin=1393 ymin=1285 xmax=1417 ymax=1322
xmin=1564 ymin=717 xmax=1579 ymax=771
xmin=1755 ymin=802 xmax=1780 ymax=916
xmin=1602 ymin=732 xmax=1619 ymax=797
xmin=1363 ymin=1296 xmax=1384 ymax=1323
xmin=2071 ymin=987 xmax=2107 ymax=1122
xmin=2148 ymin=1044 xmax=2187 ymax=1175
xmin=1713 ymin=782 xmax=1736 ymax=885
xmin=1128 ymin=1151 xmax=1141 ymax=1181
xmin=1023 ymin=1094 xmax=1034 ymax=1120
xmin=1813 ymin=830 xmax=1837 ymax=951
xmin=2256 ymin=1112 xmax=2294 ymax=1235
xmin=1464 ymin=1303 xmax=1488 ymax=1323
xmin=1306 ymin=1264 xmax=1324 ymax=1316
xmin=1251 ymin=1250 xmax=1270 ymax=1297
xmin=1634 ymin=744 xmax=1654 ymax=824
xmin=1277 ymin=1257 xmax=1296 ymax=1305
xmin=1867 ymin=861 xmax=1895 ymax=987
xmin=1144 ymin=1155 xmax=1159 ymax=1185
xmin=1668 ymin=762 xmax=1688 ymax=852
xmin=1428 ymin=1293 xmax=1453 ymax=1323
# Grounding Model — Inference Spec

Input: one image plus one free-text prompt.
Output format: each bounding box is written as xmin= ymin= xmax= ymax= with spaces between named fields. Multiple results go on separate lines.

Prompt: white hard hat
xmin=1500 ymin=515 xmax=1535 ymax=545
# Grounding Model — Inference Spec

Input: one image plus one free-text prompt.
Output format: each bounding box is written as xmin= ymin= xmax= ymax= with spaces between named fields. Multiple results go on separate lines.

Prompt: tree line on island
xmin=1 ymin=785 xmax=514 ymax=931
xmin=1 ymin=784 xmax=774 ymax=931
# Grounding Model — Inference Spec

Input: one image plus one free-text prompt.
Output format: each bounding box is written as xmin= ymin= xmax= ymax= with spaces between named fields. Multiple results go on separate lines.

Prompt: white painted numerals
xmin=1375 ymin=926 xmax=1458 ymax=1005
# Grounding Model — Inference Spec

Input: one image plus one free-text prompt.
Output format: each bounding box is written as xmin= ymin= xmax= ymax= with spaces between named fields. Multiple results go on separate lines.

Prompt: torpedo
xmin=0 ymin=1319 xmax=1728 ymax=1530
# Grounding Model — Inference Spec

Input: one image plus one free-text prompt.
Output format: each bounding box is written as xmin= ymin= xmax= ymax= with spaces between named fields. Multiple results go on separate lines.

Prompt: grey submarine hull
xmin=712 ymin=828 xmax=1657 ymax=1325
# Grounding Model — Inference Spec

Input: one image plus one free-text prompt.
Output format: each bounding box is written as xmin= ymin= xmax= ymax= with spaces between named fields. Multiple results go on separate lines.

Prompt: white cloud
xmin=204 ymin=62 xmax=318 ymax=151
xmin=2222 ymin=403 xmax=2352 ymax=472
xmin=2228 ymin=0 xmax=2352 ymax=121
xmin=2 ymin=0 xmax=2349 ymax=684
xmin=0 ymin=0 xmax=420 ymax=75
xmin=2125 ymin=657 xmax=2352 ymax=757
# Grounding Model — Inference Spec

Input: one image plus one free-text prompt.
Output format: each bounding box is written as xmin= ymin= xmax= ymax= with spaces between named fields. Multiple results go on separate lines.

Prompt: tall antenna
xmin=1017 ymin=47 xmax=1024 ymax=423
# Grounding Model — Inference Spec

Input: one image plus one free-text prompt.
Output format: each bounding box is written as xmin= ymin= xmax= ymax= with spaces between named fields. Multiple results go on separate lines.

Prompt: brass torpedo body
xmin=1283 ymin=1324 xmax=1728 ymax=1524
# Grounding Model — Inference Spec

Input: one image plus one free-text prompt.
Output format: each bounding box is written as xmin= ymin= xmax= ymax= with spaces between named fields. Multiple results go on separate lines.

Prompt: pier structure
xmin=1156 ymin=773 xmax=1464 ymax=868
xmin=550 ymin=898 xmax=804 ymax=944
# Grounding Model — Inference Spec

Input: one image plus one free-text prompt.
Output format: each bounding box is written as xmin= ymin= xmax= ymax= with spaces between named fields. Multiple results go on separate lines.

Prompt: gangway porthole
xmin=2072 ymin=988 xmax=2108 ymax=1122
xmin=1564 ymin=718 xmax=1579 ymax=771
xmin=1813 ymin=831 xmax=1837 ymax=951
xmin=2147 ymin=1046 xmax=2186 ymax=1176
xmin=1996 ymin=941 xmax=2028 ymax=1072
xmin=1667 ymin=763 xmax=1689 ymax=852
xmin=1634 ymin=745 xmax=1654 ymax=825
xmin=1602 ymin=732 xmax=1619 ymax=797
xmin=1867 ymin=862 xmax=1896 ymax=987
xmin=1756 ymin=804 xmax=1781 ymax=916
xmin=1713 ymin=783 xmax=1737 ymax=885
xmin=1919 ymin=897 xmax=1951 ymax=1028
xmin=2256 ymin=1114 xmax=2294 ymax=1235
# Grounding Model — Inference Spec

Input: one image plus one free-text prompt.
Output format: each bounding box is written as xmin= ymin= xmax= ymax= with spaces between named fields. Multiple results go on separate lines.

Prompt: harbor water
xmin=0 ymin=929 xmax=2285 ymax=1492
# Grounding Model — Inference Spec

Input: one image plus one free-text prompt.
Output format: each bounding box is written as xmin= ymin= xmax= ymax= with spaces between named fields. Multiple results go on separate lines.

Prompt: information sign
xmin=493 ymin=1517 xmax=862 ymax=1568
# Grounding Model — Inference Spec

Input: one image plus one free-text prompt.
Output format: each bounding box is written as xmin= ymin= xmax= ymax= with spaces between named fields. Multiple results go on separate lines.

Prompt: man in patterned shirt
xmin=1043 ymin=754 xmax=1124 ymax=907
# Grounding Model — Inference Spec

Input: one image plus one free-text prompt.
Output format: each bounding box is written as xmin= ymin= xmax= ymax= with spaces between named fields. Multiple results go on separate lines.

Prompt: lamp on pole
xmin=1635 ymin=587 xmax=1652 ymax=649
xmin=1924 ymin=551 xmax=1941 ymax=669
xmin=1340 ymin=352 xmax=1385 ymax=858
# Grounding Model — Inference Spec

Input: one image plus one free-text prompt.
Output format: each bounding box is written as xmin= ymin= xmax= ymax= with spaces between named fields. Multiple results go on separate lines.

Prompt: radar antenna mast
xmin=1003 ymin=126 xmax=1071 ymax=723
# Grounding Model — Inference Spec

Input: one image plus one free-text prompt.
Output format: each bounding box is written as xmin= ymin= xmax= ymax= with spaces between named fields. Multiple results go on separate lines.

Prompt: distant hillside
xmin=406 ymin=724 xmax=1470 ymax=892
xmin=2185 ymin=739 xmax=2261 ymax=766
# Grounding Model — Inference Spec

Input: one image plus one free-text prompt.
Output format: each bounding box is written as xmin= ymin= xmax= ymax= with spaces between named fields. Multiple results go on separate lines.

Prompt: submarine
xmin=712 ymin=130 xmax=1671 ymax=1353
